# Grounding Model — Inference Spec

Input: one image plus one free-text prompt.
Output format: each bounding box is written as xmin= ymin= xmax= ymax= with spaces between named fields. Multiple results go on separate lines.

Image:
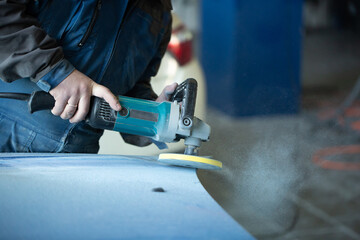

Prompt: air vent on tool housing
xmin=99 ymin=99 xmax=114 ymax=121
xmin=86 ymin=97 xmax=117 ymax=130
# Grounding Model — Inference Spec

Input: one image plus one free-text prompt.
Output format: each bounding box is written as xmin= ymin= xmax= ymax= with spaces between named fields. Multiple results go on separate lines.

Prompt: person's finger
xmin=69 ymin=96 xmax=90 ymax=123
xmin=92 ymin=83 xmax=121 ymax=111
xmin=51 ymin=96 xmax=68 ymax=116
xmin=58 ymin=97 xmax=79 ymax=119
xmin=156 ymin=82 xmax=178 ymax=102
xmin=60 ymin=104 xmax=77 ymax=119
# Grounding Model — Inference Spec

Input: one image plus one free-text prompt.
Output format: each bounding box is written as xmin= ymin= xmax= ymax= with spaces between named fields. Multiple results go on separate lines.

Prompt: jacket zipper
xmin=78 ymin=0 xmax=102 ymax=47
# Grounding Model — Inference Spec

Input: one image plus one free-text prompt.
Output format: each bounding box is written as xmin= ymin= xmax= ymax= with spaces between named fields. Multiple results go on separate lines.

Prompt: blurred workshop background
xmin=172 ymin=0 xmax=360 ymax=239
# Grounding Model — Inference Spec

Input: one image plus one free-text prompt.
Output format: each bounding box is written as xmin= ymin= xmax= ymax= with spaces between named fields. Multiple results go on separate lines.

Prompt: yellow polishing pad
xmin=158 ymin=153 xmax=222 ymax=170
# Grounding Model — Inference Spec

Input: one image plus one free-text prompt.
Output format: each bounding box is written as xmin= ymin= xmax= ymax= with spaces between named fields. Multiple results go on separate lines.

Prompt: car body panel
xmin=0 ymin=153 xmax=254 ymax=240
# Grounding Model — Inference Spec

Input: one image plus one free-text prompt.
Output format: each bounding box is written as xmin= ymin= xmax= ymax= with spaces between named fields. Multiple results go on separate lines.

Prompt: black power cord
xmin=0 ymin=92 xmax=30 ymax=101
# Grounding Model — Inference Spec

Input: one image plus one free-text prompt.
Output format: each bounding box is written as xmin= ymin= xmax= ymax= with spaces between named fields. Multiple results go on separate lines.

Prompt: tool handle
xmin=28 ymin=91 xmax=56 ymax=113
xmin=170 ymin=78 xmax=197 ymax=128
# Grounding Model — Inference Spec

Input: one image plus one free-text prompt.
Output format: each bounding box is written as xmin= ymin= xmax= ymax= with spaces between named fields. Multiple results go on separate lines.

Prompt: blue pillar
xmin=201 ymin=0 xmax=303 ymax=117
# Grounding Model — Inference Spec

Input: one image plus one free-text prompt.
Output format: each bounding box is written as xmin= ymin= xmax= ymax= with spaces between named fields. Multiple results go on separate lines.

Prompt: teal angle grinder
xmin=0 ymin=79 xmax=222 ymax=170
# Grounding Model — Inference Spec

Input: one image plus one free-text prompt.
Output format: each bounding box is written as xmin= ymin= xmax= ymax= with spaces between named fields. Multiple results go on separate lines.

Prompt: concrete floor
xmin=197 ymin=30 xmax=360 ymax=239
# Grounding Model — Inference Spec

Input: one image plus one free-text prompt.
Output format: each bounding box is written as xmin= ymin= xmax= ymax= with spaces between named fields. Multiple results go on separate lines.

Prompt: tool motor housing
xmin=87 ymin=96 xmax=182 ymax=143
xmin=87 ymin=78 xmax=199 ymax=144
xmin=87 ymin=78 xmax=209 ymax=152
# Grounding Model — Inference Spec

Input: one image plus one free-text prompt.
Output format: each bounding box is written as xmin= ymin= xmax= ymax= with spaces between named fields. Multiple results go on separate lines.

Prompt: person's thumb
xmin=91 ymin=83 xmax=121 ymax=111
xmin=156 ymin=82 xmax=178 ymax=102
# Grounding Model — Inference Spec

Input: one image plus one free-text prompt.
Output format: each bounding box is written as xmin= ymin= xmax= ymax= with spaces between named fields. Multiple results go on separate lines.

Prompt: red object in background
xmin=312 ymin=145 xmax=360 ymax=170
xmin=167 ymin=25 xmax=193 ymax=66
xmin=317 ymin=100 xmax=360 ymax=131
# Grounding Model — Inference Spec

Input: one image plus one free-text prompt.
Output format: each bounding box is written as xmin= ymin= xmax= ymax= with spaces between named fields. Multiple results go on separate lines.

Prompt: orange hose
xmin=312 ymin=145 xmax=360 ymax=170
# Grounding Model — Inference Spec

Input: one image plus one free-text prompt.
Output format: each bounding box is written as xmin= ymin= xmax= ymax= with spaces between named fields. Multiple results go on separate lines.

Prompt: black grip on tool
xmin=27 ymin=92 xmax=116 ymax=130
xmin=170 ymin=78 xmax=197 ymax=127
xmin=28 ymin=91 xmax=56 ymax=113
xmin=86 ymin=97 xmax=116 ymax=130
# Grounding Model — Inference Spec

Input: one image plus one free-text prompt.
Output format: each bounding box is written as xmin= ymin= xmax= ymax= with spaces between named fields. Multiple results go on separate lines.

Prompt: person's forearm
xmin=0 ymin=0 xmax=65 ymax=83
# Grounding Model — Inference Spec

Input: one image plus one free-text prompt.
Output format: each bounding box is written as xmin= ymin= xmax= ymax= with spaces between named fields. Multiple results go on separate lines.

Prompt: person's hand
xmin=156 ymin=82 xmax=178 ymax=102
xmin=49 ymin=69 xmax=121 ymax=123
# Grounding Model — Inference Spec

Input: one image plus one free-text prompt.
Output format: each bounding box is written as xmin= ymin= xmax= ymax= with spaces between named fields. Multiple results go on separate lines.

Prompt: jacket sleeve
xmin=0 ymin=0 xmax=75 ymax=92
xmin=125 ymin=14 xmax=172 ymax=101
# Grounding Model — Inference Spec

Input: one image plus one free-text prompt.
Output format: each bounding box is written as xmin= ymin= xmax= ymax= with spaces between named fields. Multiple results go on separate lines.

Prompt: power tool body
xmin=88 ymin=79 xmax=209 ymax=156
